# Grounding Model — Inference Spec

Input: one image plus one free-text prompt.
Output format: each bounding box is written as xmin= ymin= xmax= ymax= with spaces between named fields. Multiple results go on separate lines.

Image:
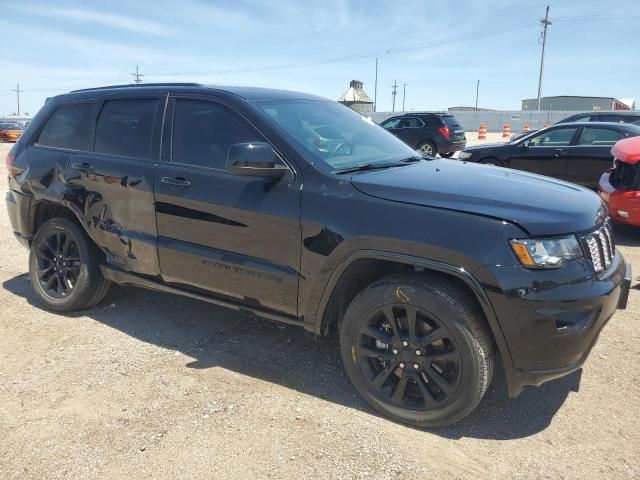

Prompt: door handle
xmin=554 ymin=149 xmax=565 ymax=158
xmin=161 ymin=176 xmax=191 ymax=187
xmin=71 ymin=162 xmax=94 ymax=171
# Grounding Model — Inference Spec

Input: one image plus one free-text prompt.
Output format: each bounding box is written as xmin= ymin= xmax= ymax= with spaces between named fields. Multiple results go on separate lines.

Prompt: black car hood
xmin=464 ymin=142 xmax=510 ymax=151
xmin=350 ymin=160 xmax=606 ymax=236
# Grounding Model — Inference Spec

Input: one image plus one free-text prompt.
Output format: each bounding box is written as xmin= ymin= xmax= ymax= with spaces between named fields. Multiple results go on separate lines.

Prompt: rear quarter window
xmin=36 ymin=102 xmax=95 ymax=150
xmin=94 ymin=99 xmax=159 ymax=159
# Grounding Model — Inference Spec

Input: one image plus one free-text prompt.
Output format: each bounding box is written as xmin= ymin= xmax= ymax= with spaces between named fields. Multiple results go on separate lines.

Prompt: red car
xmin=598 ymin=136 xmax=640 ymax=226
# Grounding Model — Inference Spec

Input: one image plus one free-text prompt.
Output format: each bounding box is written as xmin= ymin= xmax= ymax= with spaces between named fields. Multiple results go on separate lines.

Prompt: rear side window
xmin=171 ymin=99 xmax=263 ymax=170
xmin=94 ymin=99 xmax=158 ymax=159
xmin=578 ymin=127 xmax=623 ymax=146
xmin=422 ymin=116 xmax=444 ymax=128
xmin=37 ymin=102 xmax=94 ymax=150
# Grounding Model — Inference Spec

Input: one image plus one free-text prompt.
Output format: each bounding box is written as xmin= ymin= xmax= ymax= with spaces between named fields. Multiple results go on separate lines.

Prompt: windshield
xmin=252 ymin=99 xmax=419 ymax=170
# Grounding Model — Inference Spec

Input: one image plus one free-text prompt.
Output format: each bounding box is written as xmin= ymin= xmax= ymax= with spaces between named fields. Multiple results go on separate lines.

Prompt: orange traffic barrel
xmin=502 ymin=124 xmax=511 ymax=138
xmin=478 ymin=124 xmax=487 ymax=140
xmin=543 ymin=122 xmax=550 ymax=128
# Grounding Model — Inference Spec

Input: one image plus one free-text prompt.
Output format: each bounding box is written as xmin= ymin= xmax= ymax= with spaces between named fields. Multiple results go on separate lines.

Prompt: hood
xmin=350 ymin=160 xmax=606 ymax=236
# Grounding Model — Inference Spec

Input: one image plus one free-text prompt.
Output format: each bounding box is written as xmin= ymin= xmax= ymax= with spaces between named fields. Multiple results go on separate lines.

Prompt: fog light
xmin=617 ymin=210 xmax=629 ymax=218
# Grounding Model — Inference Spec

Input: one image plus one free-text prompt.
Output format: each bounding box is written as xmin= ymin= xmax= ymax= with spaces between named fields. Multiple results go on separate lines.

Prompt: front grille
xmin=583 ymin=223 xmax=615 ymax=273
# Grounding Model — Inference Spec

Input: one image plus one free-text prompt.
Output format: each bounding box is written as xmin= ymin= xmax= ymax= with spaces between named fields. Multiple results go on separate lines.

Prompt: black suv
xmin=380 ymin=113 xmax=466 ymax=157
xmin=5 ymin=84 xmax=631 ymax=427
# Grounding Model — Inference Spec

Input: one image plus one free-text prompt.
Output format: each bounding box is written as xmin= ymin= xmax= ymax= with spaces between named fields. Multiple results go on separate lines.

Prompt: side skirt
xmin=100 ymin=265 xmax=303 ymax=328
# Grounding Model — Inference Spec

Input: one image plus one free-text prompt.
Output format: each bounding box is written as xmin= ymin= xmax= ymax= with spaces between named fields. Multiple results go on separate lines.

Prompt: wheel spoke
xmin=405 ymin=306 xmax=418 ymax=343
xmin=44 ymin=238 xmax=58 ymax=257
xmin=37 ymin=266 xmax=54 ymax=279
xmin=420 ymin=328 xmax=446 ymax=347
xmin=362 ymin=324 xmax=392 ymax=345
xmin=423 ymin=349 xmax=459 ymax=363
xmin=61 ymin=270 xmax=73 ymax=293
xmin=372 ymin=361 xmax=398 ymax=389
xmin=62 ymin=234 xmax=72 ymax=257
xmin=44 ymin=273 xmax=57 ymax=291
xmin=415 ymin=373 xmax=438 ymax=408
xmin=425 ymin=365 xmax=454 ymax=395
xmin=358 ymin=344 xmax=395 ymax=362
xmin=55 ymin=232 xmax=63 ymax=255
xmin=382 ymin=306 xmax=401 ymax=340
xmin=56 ymin=275 xmax=64 ymax=295
xmin=391 ymin=374 xmax=409 ymax=403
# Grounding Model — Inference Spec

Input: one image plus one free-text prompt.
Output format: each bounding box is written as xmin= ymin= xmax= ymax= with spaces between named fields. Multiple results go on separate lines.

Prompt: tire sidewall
xmin=29 ymin=218 xmax=96 ymax=310
xmin=340 ymin=277 xmax=488 ymax=427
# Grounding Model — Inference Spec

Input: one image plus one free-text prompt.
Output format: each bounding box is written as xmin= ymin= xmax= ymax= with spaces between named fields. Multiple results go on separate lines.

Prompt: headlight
xmin=458 ymin=151 xmax=472 ymax=160
xmin=510 ymin=236 xmax=582 ymax=269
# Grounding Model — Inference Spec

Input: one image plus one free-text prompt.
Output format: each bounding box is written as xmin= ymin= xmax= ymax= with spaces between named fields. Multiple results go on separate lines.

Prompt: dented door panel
xmin=64 ymin=152 xmax=160 ymax=275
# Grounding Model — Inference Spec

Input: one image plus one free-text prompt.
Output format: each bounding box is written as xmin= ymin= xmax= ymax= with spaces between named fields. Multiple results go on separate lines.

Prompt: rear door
xmin=154 ymin=96 xmax=301 ymax=316
xmin=566 ymin=126 xmax=624 ymax=188
xmin=65 ymin=95 xmax=164 ymax=276
xmin=509 ymin=126 xmax=579 ymax=180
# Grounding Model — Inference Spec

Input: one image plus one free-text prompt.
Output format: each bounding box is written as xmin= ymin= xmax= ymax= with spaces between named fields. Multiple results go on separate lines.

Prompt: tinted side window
xmin=529 ymin=127 xmax=577 ymax=147
xmin=578 ymin=127 xmax=622 ymax=146
xmin=172 ymin=99 xmax=263 ymax=170
xmin=403 ymin=117 xmax=424 ymax=128
xmin=422 ymin=116 xmax=444 ymax=128
xmin=94 ymin=99 xmax=158 ymax=159
xmin=37 ymin=102 xmax=94 ymax=150
xmin=381 ymin=118 xmax=401 ymax=128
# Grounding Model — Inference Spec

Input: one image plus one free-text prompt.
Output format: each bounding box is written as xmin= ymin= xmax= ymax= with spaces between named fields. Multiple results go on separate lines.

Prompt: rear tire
xmin=417 ymin=141 xmax=437 ymax=157
xmin=29 ymin=217 xmax=110 ymax=311
xmin=339 ymin=274 xmax=494 ymax=428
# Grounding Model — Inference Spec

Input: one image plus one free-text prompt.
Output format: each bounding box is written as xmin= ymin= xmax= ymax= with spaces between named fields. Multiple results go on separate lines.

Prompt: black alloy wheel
xmin=356 ymin=304 xmax=461 ymax=410
xmin=34 ymin=230 xmax=81 ymax=299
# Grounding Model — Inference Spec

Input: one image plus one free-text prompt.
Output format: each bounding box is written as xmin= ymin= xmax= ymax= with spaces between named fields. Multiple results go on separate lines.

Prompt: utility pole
xmin=475 ymin=79 xmax=480 ymax=111
xmin=402 ymin=83 xmax=407 ymax=111
xmin=374 ymin=57 xmax=378 ymax=112
xmin=131 ymin=65 xmax=144 ymax=84
xmin=536 ymin=5 xmax=551 ymax=111
xmin=391 ymin=80 xmax=398 ymax=113
xmin=12 ymin=83 xmax=22 ymax=116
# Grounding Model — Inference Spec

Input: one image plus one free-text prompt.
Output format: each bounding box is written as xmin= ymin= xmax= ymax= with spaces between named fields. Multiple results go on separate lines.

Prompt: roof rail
xmin=70 ymin=83 xmax=203 ymax=93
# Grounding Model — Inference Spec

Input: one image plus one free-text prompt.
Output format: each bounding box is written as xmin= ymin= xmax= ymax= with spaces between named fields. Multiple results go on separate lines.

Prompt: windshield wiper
xmin=333 ymin=157 xmax=422 ymax=175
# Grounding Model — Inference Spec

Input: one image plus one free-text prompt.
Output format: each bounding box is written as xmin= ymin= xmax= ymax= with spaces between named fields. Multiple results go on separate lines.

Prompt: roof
xmin=338 ymin=80 xmax=373 ymax=104
xmin=611 ymin=136 xmax=640 ymax=164
xmin=66 ymin=83 xmax=327 ymax=102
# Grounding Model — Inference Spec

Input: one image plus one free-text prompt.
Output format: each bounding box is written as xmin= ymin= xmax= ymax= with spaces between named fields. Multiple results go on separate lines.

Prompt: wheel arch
xmin=28 ymin=199 xmax=98 ymax=251
xmin=313 ymin=250 xmax=516 ymax=388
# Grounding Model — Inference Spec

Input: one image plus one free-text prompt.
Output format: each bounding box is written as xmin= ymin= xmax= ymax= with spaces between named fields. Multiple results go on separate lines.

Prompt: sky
xmin=1 ymin=0 xmax=639 ymax=116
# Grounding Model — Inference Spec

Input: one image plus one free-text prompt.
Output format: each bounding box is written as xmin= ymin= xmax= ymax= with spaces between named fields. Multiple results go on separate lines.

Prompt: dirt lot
xmin=1 ymin=142 xmax=639 ymax=479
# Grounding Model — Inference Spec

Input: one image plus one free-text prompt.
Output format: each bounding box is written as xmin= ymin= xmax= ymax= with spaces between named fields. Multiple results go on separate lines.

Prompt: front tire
xmin=339 ymin=274 xmax=494 ymax=428
xmin=29 ymin=217 xmax=110 ymax=311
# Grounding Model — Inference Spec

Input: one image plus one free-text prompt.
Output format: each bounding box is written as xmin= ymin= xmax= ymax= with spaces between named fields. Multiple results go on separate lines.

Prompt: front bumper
xmin=476 ymin=253 xmax=631 ymax=396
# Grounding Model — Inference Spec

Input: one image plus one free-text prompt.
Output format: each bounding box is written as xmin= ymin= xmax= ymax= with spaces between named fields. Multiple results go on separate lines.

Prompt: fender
xmin=311 ymin=249 xmax=517 ymax=394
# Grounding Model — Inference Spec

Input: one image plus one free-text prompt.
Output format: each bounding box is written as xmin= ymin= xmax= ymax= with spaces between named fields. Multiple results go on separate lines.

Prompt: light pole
xmin=475 ymin=79 xmax=480 ymax=111
xmin=402 ymin=83 xmax=407 ymax=111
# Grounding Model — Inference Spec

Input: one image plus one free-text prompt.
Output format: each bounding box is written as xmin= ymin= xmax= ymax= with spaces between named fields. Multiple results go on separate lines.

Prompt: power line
xmin=536 ymin=5 xmax=551 ymax=111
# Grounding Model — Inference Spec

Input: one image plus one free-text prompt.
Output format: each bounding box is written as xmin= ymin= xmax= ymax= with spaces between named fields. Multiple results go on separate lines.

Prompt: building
xmin=522 ymin=96 xmax=635 ymax=111
xmin=338 ymin=80 xmax=374 ymax=114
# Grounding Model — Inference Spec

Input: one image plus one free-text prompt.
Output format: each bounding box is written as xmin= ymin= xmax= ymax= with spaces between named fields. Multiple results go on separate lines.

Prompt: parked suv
xmin=5 ymin=84 xmax=631 ymax=427
xmin=380 ymin=113 xmax=466 ymax=157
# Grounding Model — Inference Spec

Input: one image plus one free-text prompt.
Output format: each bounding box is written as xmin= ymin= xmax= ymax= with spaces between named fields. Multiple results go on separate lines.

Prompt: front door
xmin=154 ymin=97 xmax=301 ymax=316
xmin=509 ymin=126 xmax=579 ymax=180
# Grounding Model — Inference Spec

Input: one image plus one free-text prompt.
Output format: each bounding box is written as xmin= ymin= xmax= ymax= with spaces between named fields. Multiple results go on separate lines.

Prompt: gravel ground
xmin=1 ymin=142 xmax=639 ymax=479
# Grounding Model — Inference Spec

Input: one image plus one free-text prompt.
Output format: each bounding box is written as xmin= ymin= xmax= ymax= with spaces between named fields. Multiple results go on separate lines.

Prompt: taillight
xmin=6 ymin=151 xmax=22 ymax=177
xmin=439 ymin=126 xmax=450 ymax=139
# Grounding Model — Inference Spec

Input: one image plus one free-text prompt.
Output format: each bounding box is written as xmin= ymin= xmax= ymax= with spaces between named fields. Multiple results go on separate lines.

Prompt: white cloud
xmin=24 ymin=5 xmax=174 ymax=36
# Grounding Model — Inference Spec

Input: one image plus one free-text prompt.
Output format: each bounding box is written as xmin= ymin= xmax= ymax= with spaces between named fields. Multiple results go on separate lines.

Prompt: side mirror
xmin=522 ymin=140 xmax=530 ymax=149
xmin=227 ymin=142 xmax=288 ymax=179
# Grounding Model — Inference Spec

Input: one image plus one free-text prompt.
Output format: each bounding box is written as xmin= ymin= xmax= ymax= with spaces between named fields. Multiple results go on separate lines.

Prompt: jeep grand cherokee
xmin=5 ymin=83 xmax=632 ymax=427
